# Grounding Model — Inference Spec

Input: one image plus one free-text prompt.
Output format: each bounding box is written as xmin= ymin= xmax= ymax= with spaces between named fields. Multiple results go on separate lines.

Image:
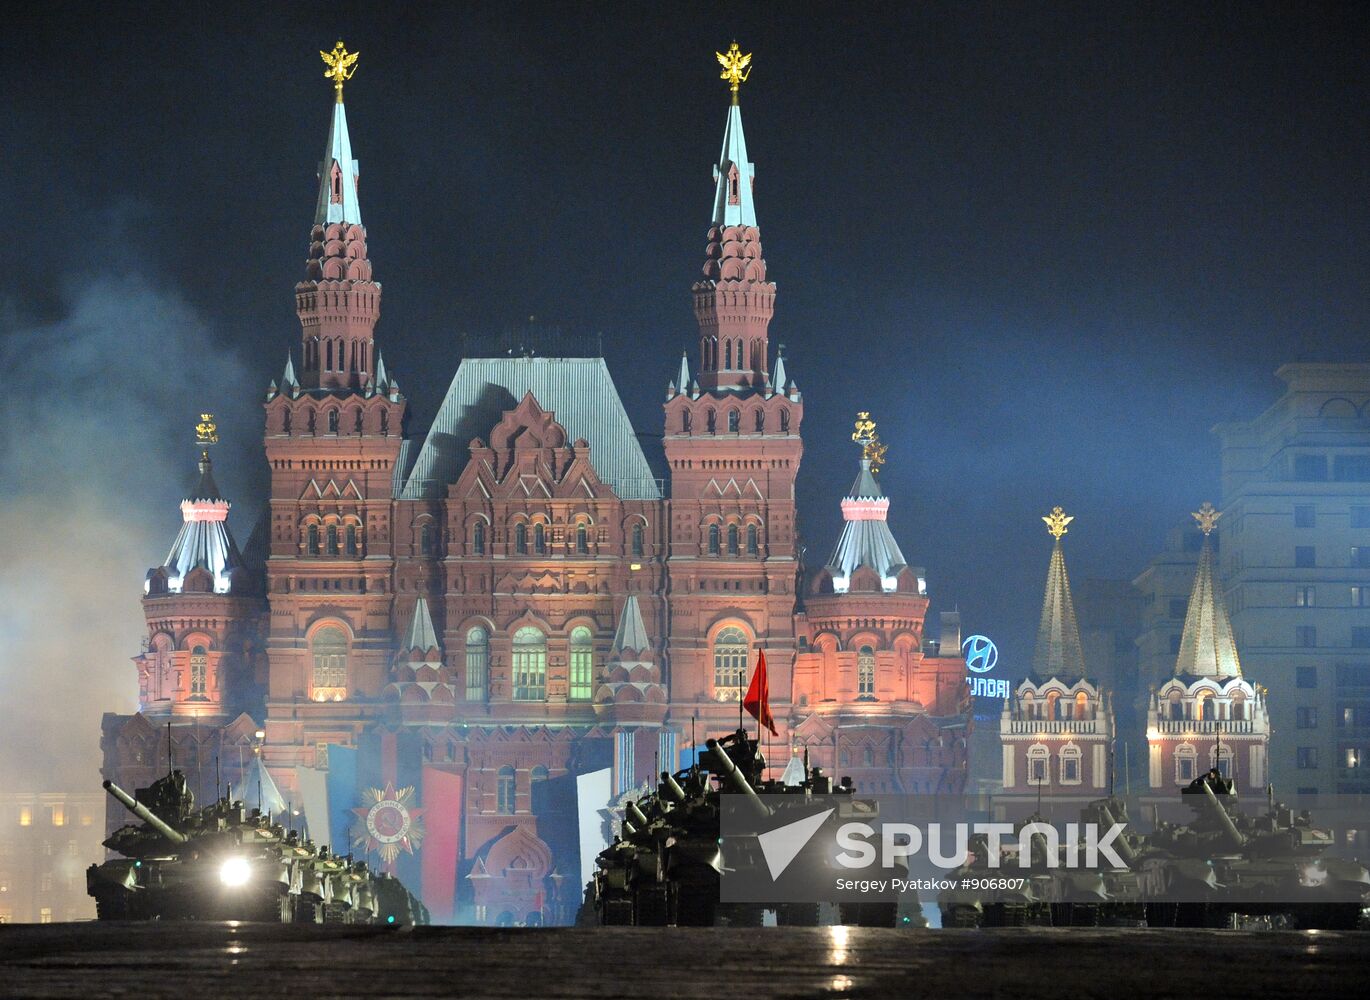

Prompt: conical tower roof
xmin=1174 ymin=503 xmax=1242 ymax=679
xmin=827 ymin=458 xmax=908 ymax=592
xmin=403 ymin=594 xmax=440 ymax=657
xmin=612 ymin=594 xmax=650 ymax=655
xmin=159 ymin=450 xmax=245 ymax=595
xmin=710 ymin=80 xmax=757 ymax=227
xmin=314 ymin=44 xmax=363 ymax=226
xmin=1032 ymin=507 xmax=1087 ymax=683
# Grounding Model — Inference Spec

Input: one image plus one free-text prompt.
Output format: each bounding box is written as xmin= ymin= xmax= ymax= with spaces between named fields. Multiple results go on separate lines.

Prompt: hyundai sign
xmin=962 ymin=634 xmax=1010 ymax=699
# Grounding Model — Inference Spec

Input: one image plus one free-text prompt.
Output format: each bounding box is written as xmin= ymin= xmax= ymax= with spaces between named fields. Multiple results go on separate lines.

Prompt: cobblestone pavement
xmin=0 ymin=923 xmax=1366 ymax=999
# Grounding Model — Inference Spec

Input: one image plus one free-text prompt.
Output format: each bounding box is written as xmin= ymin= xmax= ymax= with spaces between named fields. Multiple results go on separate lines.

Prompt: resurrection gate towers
xmin=100 ymin=43 xmax=970 ymax=924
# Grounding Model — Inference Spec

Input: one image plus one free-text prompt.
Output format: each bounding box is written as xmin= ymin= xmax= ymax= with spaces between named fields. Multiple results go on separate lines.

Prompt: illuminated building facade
xmin=0 ymin=792 xmax=104 ymax=924
xmin=100 ymin=44 xmax=968 ymax=924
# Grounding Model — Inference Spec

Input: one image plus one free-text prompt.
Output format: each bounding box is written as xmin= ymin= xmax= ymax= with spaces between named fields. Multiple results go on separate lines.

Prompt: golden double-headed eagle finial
xmin=1043 ymin=506 xmax=1073 ymax=539
xmin=851 ymin=411 xmax=888 ymax=474
xmin=716 ymin=41 xmax=752 ymax=102
xmin=1193 ymin=501 xmax=1221 ymax=536
xmin=195 ymin=413 xmax=219 ymax=446
xmin=321 ymin=40 xmax=359 ymax=103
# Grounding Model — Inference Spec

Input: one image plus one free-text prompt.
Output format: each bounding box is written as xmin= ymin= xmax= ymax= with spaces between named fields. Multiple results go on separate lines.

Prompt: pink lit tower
xmin=663 ymin=43 xmax=804 ymax=744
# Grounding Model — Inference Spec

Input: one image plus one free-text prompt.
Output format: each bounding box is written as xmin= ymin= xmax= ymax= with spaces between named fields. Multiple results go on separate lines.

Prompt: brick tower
xmin=663 ymin=44 xmax=804 ymax=744
xmin=260 ymin=45 xmax=408 ymax=787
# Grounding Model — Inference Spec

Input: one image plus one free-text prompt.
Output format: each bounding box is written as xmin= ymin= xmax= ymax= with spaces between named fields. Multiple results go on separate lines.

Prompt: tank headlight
xmin=220 ymin=857 xmax=251 ymax=887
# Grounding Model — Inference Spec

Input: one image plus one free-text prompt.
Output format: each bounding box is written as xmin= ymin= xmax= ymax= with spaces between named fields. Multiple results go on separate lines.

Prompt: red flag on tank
xmin=743 ymin=650 xmax=778 ymax=736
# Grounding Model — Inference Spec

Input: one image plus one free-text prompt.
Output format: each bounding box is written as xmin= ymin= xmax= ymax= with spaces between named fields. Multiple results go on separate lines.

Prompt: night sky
xmin=4 ymin=2 xmax=1368 ymax=681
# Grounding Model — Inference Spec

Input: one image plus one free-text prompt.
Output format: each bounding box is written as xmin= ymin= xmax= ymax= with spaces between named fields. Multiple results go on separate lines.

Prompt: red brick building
xmin=101 ymin=54 xmax=968 ymax=924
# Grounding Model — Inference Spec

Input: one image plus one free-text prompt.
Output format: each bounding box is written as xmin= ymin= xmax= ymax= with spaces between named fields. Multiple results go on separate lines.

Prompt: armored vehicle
xmin=580 ymin=728 xmax=903 ymax=927
xmin=88 ymin=769 xmax=428 ymax=925
xmin=939 ymin=772 xmax=1370 ymax=929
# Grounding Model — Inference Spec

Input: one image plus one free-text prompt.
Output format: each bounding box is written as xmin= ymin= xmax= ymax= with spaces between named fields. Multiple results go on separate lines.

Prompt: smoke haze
xmin=0 ymin=276 xmax=255 ymax=790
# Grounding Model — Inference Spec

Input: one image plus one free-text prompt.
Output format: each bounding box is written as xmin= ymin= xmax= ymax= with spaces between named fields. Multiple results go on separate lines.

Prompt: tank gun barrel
xmin=660 ymin=771 xmax=687 ymax=803
xmin=103 ymin=780 xmax=188 ymax=845
xmin=1200 ymin=778 xmax=1247 ymax=848
xmin=626 ymin=800 xmax=651 ymax=830
xmin=705 ymin=738 xmax=769 ymax=816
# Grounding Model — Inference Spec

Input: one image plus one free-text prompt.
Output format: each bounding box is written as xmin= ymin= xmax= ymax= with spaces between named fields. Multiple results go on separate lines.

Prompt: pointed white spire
xmin=375 ymin=352 xmax=388 ymax=389
xmin=711 ymin=102 xmax=757 ymax=228
xmin=771 ymin=346 xmax=787 ymax=390
xmin=281 ymin=351 xmax=298 ymax=389
xmin=677 ymin=351 xmax=690 ymax=393
xmin=404 ymin=594 xmax=440 ymax=656
xmin=612 ymin=594 xmax=650 ymax=654
xmin=315 ymin=99 xmax=362 ymax=226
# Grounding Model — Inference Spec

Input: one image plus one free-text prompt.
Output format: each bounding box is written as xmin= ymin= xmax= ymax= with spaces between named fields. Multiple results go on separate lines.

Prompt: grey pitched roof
xmin=398 ymin=357 xmax=661 ymax=500
xmin=390 ymin=438 xmax=418 ymax=497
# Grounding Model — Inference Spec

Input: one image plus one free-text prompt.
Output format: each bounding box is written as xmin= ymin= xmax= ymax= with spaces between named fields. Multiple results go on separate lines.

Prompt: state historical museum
xmin=100 ymin=45 xmax=969 ymax=925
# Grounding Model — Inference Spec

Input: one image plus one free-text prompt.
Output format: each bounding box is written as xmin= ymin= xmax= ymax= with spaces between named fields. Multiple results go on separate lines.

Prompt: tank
xmin=88 ymin=769 xmax=429 ymax=925
xmin=579 ymin=728 xmax=905 ymax=927
xmin=1142 ymin=770 xmax=1370 ymax=929
xmin=939 ymin=771 xmax=1370 ymax=930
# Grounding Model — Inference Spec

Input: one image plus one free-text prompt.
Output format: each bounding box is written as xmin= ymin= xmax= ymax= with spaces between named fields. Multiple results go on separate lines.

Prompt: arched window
xmin=755 ymin=410 xmax=765 ymax=433
xmin=1198 ymin=692 xmax=1216 ymax=721
xmin=515 ymin=523 xmax=528 ymax=555
xmin=1046 ymin=691 xmax=1061 ymax=721
xmin=512 ymin=627 xmax=546 ymax=701
xmin=472 ymin=522 xmax=486 ymax=555
xmin=1074 ymin=691 xmax=1089 ymax=720
xmin=325 ymin=340 xmax=333 ymax=371
xmin=190 ymin=645 xmax=207 ymax=698
xmin=1230 ymin=693 xmax=1245 ymax=721
xmin=345 ymin=522 xmax=359 ymax=556
xmin=708 ymin=524 xmax=721 ymax=556
xmin=380 ymin=411 xmax=389 ymax=436
xmin=857 ymin=645 xmax=875 ymax=698
xmin=1060 ymin=745 xmax=1082 ymax=784
xmin=531 ymin=765 xmax=548 ymax=784
xmin=1028 ymin=745 xmax=1050 ymax=785
xmin=311 ymin=626 xmax=348 ymax=699
xmin=631 ymin=523 xmax=645 ymax=558
xmin=465 ymin=627 xmax=488 ymax=702
xmin=1175 ymin=745 xmax=1197 ymax=783
xmin=728 ymin=410 xmax=739 ymax=432
xmin=533 ymin=522 xmax=546 ymax=554
xmin=1168 ymin=689 xmax=1183 ymax=720
xmin=779 ymin=411 xmax=789 ymax=432
xmin=496 ymin=765 xmax=516 ymax=814
xmin=328 ymin=410 xmax=339 ymax=433
xmin=419 ymin=523 xmax=434 ymax=557
xmin=326 ymin=524 xmax=340 ymax=556
xmin=354 ymin=409 xmax=363 ymax=434
xmin=713 ymin=626 xmax=748 ymax=700
xmin=746 ymin=524 xmax=759 ymax=556
xmin=576 ymin=522 xmax=589 ymax=554
xmin=682 ymin=410 xmax=691 ymax=433
xmin=727 ymin=524 xmax=739 ymax=556
xmin=569 ymin=626 xmax=593 ymax=701
xmin=724 ymin=340 xmax=732 ymax=369
xmin=707 ymin=409 xmax=716 ymax=433
xmin=307 ymin=524 xmax=320 ymax=556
